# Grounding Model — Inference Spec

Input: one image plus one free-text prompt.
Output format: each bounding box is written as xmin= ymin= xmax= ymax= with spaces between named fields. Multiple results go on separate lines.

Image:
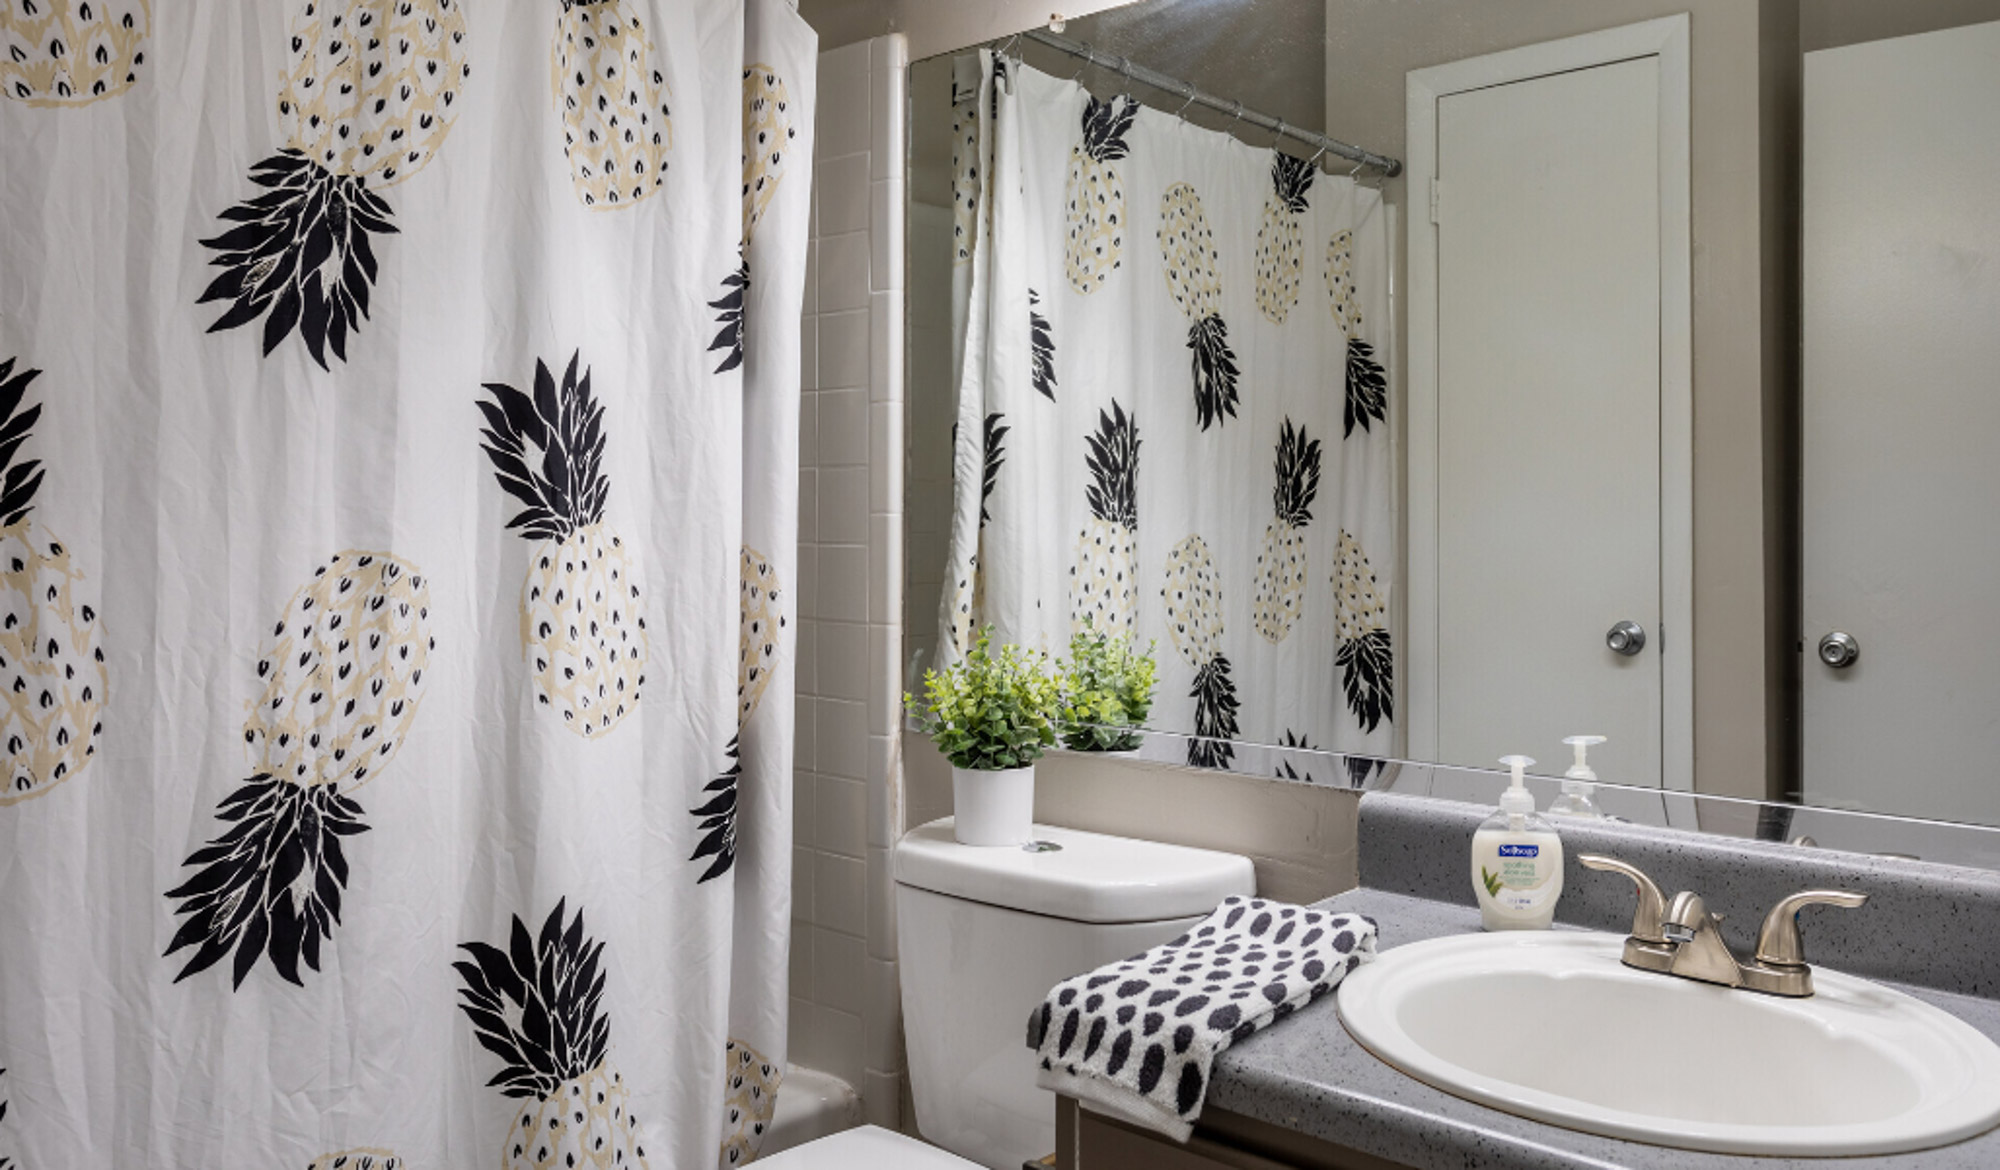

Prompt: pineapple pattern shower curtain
xmin=0 ymin=2 xmax=813 ymax=1167
xmin=941 ymin=58 xmax=1396 ymax=772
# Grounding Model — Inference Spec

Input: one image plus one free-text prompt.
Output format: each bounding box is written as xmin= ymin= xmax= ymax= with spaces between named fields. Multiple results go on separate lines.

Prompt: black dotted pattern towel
xmin=1025 ymin=896 xmax=1377 ymax=1141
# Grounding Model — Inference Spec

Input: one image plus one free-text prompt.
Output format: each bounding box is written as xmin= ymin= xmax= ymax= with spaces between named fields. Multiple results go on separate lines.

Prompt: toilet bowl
xmin=772 ymin=818 xmax=1253 ymax=1169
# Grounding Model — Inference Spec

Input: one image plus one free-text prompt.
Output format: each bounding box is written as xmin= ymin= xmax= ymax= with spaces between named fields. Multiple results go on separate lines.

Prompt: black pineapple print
xmin=477 ymin=352 xmax=649 ymax=737
xmin=197 ymin=1 xmax=471 ymax=368
xmin=1069 ymin=402 xmax=1139 ymax=637
xmin=1158 ymin=183 xmax=1239 ymax=430
xmin=711 ymin=64 xmax=799 ymax=373
xmin=690 ymin=736 xmax=742 ymax=883
xmin=1029 ymin=289 xmax=1056 ymax=401
xmin=166 ymin=552 xmax=436 ymax=988
xmin=1334 ymin=530 xmax=1393 ymax=734
xmin=1163 ymin=535 xmax=1238 ymax=768
xmin=1064 ymin=93 xmax=1137 ymax=293
xmin=456 ymin=899 xmax=651 ymax=1167
xmin=1328 ymin=229 xmax=1387 ymax=437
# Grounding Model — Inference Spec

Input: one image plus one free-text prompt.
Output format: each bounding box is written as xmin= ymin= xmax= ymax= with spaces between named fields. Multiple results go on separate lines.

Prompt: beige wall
xmin=801 ymin=0 xmax=1147 ymax=59
xmin=1801 ymin=0 xmax=2000 ymax=50
xmin=1323 ymin=0 xmax=1800 ymax=800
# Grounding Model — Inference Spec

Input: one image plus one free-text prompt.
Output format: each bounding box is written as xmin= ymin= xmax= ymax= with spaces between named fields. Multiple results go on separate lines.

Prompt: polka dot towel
xmin=1025 ymin=895 xmax=1378 ymax=1141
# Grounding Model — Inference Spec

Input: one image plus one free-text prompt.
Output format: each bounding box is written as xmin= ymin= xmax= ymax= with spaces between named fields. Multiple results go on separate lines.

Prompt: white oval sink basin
xmin=1337 ymin=931 xmax=2000 ymax=1156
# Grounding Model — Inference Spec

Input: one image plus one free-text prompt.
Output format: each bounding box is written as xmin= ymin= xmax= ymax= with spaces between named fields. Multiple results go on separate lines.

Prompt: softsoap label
xmin=1477 ymin=833 xmax=1559 ymax=914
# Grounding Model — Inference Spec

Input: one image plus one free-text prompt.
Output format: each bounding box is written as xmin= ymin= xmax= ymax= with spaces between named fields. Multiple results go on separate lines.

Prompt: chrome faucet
xmin=1579 ymin=854 xmax=1868 ymax=997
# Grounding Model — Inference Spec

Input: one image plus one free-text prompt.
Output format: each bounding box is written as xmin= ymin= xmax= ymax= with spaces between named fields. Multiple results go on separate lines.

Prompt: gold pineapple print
xmin=1326 ymin=230 xmax=1362 ymax=335
xmin=166 ymin=551 xmax=435 ymax=987
xmin=458 ymin=900 xmax=651 ymax=1170
xmin=719 ymin=1038 xmax=783 ymax=1165
xmin=1162 ymin=535 xmax=1237 ymax=768
xmin=1158 ymin=182 xmax=1239 ymax=430
xmin=739 ymin=545 xmax=784 ymax=726
xmin=552 ymin=0 xmax=672 ymax=209
xmin=1334 ymin=529 xmax=1393 ymax=733
xmin=1254 ymin=152 xmax=1315 ymax=323
xmin=742 ymin=65 xmax=793 ymax=240
xmin=1251 ymin=419 xmax=1322 ymax=643
xmin=198 ymin=0 xmax=471 ymax=368
xmin=0 ymin=0 xmax=148 ymax=105
xmin=1070 ymin=401 xmax=1139 ymax=637
xmin=1064 ymin=94 xmax=1138 ymax=293
xmin=0 ymin=359 xmax=107 ymax=807
xmin=478 ymin=351 xmax=648 ymax=738
xmin=1329 ymin=230 xmax=1388 ymax=437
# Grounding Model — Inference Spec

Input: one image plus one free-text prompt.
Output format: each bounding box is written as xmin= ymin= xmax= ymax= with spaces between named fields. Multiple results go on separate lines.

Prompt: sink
xmin=1336 ymin=931 xmax=2000 ymax=1156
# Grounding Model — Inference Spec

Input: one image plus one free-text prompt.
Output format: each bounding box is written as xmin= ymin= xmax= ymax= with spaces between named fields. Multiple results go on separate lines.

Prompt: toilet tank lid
xmin=893 ymin=818 xmax=1257 ymax=923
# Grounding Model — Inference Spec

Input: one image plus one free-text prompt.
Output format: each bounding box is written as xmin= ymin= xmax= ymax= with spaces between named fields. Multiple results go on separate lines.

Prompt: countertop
xmin=1202 ymin=888 xmax=2000 ymax=1170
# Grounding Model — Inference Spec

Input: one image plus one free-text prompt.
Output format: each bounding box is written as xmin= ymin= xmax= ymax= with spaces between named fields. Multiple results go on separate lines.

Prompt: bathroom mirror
xmin=899 ymin=0 xmax=2000 ymax=840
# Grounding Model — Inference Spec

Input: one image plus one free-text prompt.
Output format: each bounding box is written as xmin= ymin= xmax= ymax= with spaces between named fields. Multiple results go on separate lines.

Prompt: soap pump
xmin=1550 ymin=735 xmax=1607 ymax=818
xmin=1471 ymin=755 xmax=1565 ymax=930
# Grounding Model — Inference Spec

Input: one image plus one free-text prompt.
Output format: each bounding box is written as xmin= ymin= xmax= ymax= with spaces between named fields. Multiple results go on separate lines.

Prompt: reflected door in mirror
xmin=1802 ymin=21 xmax=2000 ymax=826
xmin=1426 ymin=55 xmax=1666 ymax=787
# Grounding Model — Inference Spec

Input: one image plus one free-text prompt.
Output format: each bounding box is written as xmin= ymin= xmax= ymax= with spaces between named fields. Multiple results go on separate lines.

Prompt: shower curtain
xmin=0 ymin=2 xmax=812 ymax=1166
xmin=941 ymin=57 xmax=1396 ymax=773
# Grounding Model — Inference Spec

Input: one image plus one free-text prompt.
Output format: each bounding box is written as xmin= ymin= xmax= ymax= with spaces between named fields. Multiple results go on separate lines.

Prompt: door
xmin=1802 ymin=22 xmax=2000 ymax=825
xmin=1408 ymin=21 xmax=1692 ymax=793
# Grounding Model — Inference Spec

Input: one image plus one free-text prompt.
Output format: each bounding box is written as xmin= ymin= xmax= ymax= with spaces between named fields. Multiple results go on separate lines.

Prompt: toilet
xmin=765 ymin=817 xmax=1255 ymax=1169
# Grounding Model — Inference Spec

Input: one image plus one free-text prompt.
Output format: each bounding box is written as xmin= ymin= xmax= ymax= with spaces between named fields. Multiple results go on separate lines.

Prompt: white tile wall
xmin=792 ymin=32 xmax=908 ymax=1129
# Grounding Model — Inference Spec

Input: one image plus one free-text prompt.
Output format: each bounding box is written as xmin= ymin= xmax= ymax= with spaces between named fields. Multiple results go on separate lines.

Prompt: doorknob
xmin=1606 ymin=621 xmax=1646 ymax=656
xmin=1817 ymin=631 xmax=1860 ymax=669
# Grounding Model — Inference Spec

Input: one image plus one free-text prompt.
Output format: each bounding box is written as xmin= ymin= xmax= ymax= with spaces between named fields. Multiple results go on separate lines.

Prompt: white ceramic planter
xmin=951 ymin=764 xmax=1035 ymax=846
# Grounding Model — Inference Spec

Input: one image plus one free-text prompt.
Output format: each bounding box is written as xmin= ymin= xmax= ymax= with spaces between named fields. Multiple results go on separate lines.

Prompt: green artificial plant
xmin=908 ymin=627 xmax=1061 ymax=771
xmin=1057 ymin=621 xmax=1158 ymax=752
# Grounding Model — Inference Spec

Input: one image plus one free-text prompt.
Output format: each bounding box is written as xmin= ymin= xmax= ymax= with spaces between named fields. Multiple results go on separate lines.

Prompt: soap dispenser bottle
xmin=1549 ymin=735 xmax=1607 ymax=818
xmin=1471 ymin=755 xmax=1565 ymax=930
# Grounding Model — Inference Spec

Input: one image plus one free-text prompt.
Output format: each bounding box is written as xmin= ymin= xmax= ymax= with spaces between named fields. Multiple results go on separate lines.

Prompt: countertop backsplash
xmin=1358 ymin=791 xmax=2000 ymax=998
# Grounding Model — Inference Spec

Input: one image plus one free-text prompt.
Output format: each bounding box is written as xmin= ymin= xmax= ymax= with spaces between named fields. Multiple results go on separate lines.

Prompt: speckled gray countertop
xmin=1204 ymin=888 xmax=2000 ymax=1169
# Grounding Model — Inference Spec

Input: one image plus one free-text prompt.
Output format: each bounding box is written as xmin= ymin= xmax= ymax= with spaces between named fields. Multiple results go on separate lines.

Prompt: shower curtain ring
xmin=1229 ymin=99 xmax=1245 ymax=125
xmin=1175 ymin=87 xmax=1198 ymax=119
xmin=1307 ymin=143 xmax=1330 ymax=169
xmin=998 ymin=33 xmax=1022 ymax=62
xmin=1271 ymin=118 xmax=1288 ymax=149
xmin=1070 ymin=45 xmax=1091 ymax=82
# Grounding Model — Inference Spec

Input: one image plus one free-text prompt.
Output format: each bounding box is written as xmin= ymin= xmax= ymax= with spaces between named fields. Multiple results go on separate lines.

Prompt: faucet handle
xmin=1580 ymin=853 xmax=1669 ymax=944
xmin=1754 ymin=889 xmax=1868 ymax=967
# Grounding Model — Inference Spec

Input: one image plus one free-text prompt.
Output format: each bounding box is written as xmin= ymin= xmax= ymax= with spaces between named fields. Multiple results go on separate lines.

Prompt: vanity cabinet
xmin=1055 ymin=1097 xmax=1411 ymax=1170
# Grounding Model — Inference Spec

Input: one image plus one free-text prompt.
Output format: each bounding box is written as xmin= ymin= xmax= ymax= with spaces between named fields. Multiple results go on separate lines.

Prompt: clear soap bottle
xmin=1549 ymin=734 xmax=1606 ymax=818
xmin=1471 ymin=755 xmax=1565 ymax=930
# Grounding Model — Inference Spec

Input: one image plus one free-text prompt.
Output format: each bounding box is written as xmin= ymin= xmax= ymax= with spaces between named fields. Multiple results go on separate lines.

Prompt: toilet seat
xmin=756 ymin=1124 xmax=980 ymax=1168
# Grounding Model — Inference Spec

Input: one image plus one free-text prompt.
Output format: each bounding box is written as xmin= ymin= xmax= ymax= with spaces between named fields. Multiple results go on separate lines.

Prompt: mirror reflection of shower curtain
xmin=0 ymin=2 xmax=813 ymax=1167
xmin=938 ymin=58 xmax=1396 ymax=772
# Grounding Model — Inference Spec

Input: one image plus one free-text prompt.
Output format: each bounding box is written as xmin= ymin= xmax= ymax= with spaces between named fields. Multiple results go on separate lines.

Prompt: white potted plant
xmin=908 ymin=627 xmax=1061 ymax=846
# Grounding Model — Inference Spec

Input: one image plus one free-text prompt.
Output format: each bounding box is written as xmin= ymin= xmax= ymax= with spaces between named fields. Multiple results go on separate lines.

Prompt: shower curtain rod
xmin=1018 ymin=28 xmax=1403 ymax=177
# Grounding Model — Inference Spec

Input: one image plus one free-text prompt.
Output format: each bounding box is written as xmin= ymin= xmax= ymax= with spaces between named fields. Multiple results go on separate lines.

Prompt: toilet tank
xmin=894 ymin=818 xmax=1255 ymax=1170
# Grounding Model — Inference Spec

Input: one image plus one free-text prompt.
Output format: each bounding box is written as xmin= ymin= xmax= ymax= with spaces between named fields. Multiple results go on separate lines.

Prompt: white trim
xmin=1404 ymin=14 xmax=1694 ymax=795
